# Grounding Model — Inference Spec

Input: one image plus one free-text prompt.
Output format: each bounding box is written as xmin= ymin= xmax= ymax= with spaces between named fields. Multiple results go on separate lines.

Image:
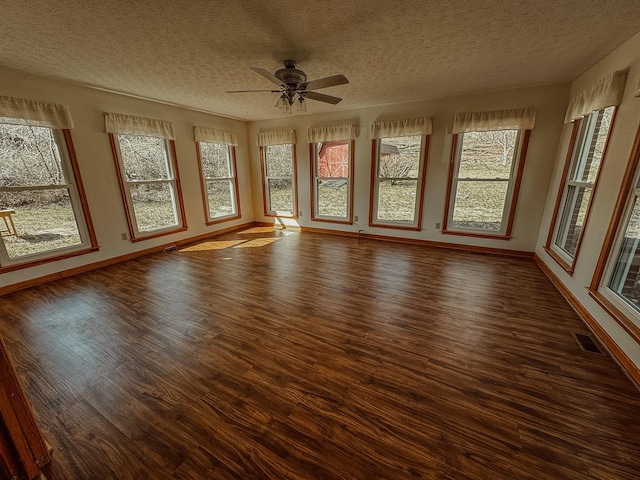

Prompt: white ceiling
xmin=1 ymin=0 xmax=639 ymax=121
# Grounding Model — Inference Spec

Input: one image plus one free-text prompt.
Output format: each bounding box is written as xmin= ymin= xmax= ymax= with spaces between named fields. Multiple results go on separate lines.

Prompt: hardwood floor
xmin=1 ymin=227 xmax=639 ymax=479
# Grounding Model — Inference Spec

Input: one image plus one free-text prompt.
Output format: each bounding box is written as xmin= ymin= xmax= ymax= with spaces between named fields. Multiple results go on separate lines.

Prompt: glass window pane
xmin=265 ymin=145 xmax=293 ymax=176
xmin=118 ymin=135 xmax=170 ymax=181
xmin=574 ymin=106 xmax=614 ymax=183
xmin=609 ymin=196 xmax=640 ymax=312
xmin=555 ymin=185 xmax=592 ymax=257
xmin=458 ymin=131 xmax=517 ymax=180
xmin=376 ymin=179 xmax=418 ymax=222
xmin=200 ymin=143 xmax=231 ymax=178
xmin=207 ymin=180 xmax=235 ymax=218
xmin=129 ymin=183 xmax=177 ymax=232
xmin=452 ymin=180 xmax=508 ymax=231
xmin=0 ymin=189 xmax=81 ymax=259
xmin=317 ymin=179 xmax=347 ymax=218
xmin=0 ymin=124 xmax=67 ymax=186
xmin=268 ymin=179 xmax=293 ymax=213
xmin=317 ymin=141 xmax=349 ymax=178
xmin=379 ymin=135 xmax=421 ymax=179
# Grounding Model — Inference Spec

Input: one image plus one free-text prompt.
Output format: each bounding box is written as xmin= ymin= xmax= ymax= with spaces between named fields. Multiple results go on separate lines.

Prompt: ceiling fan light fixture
xmin=297 ymin=97 xmax=306 ymax=112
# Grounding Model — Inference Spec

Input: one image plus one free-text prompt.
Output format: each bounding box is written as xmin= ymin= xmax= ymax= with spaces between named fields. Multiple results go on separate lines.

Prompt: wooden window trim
xmin=588 ymin=122 xmax=640 ymax=344
xmin=309 ymin=140 xmax=354 ymax=225
xmin=442 ymin=130 xmax=531 ymax=240
xmin=0 ymin=129 xmax=99 ymax=273
xmin=195 ymin=142 xmax=242 ymax=226
xmin=259 ymin=145 xmax=298 ymax=219
xmin=109 ymin=134 xmax=187 ymax=242
xmin=368 ymin=135 xmax=430 ymax=231
xmin=545 ymin=109 xmax=618 ymax=275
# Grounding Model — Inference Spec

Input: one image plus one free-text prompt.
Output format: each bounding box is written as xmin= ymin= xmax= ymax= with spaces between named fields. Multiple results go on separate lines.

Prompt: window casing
xmin=443 ymin=129 xmax=530 ymax=238
xmin=590 ymin=123 xmax=640 ymax=345
xmin=0 ymin=124 xmax=96 ymax=269
xmin=546 ymin=106 xmax=615 ymax=272
xmin=110 ymin=133 xmax=186 ymax=241
xmin=196 ymin=141 xmax=241 ymax=224
xmin=369 ymin=135 xmax=428 ymax=229
xmin=260 ymin=144 xmax=297 ymax=217
xmin=311 ymin=140 xmax=354 ymax=223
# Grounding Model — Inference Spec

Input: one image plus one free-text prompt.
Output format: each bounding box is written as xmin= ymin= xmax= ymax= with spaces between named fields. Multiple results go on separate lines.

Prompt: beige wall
xmin=0 ymin=67 xmax=254 ymax=289
xmin=249 ymin=84 xmax=569 ymax=251
xmin=536 ymin=31 xmax=640 ymax=368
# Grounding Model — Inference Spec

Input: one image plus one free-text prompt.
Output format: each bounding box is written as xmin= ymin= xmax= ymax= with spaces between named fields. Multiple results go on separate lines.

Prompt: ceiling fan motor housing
xmin=275 ymin=60 xmax=307 ymax=86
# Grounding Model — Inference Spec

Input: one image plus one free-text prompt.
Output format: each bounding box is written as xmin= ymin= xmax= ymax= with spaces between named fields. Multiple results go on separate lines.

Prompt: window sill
xmin=441 ymin=229 xmax=510 ymax=240
xmin=205 ymin=214 xmax=241 ymax=227
xmin=311 ymin=217 xmax=353 ymax=225
xmin=587 ymin=288 xmax=640 ymax=344
xmin=369 ymin=222 xmax=421 ymax=232
xmin=0 ymin=245 xmax=100 ymax=274
xmin=543 ymin=245 xmax=575 ymax=275
xmin=131 ymin=226 xmax=188 ymax=243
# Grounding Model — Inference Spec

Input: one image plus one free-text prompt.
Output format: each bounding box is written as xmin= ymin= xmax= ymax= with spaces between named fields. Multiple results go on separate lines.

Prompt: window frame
xmin=310 ymin=139 xmax=355 ymax=225
xmin=0 ymin=128 xmax=98 ymax=272
xmin=259 ymin=144 xmax=298 ymax=218
xmin=109 ymin=133 xmax=187 ymax=242
xmin=195 ymin=141 xmax=241 ymax=225
xmin=368 ymin=135 xmax=430 ymax=230
xmin=442 ymin=129 xmax=531 ymax=239
xmin=589 ymin=122 xmax=640 ymax=345
xmin=544 ymin=107 xmax=617 ymax=274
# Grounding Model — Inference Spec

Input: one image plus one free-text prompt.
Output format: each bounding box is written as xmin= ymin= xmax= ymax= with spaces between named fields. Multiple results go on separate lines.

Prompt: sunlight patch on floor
xmin=233 ymin=238 xmax=281 ymax=248
xmin=179 ymin=240 xmax=246 ymax=252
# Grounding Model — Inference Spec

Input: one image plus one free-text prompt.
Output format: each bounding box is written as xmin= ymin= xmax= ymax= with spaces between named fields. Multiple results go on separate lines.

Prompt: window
xmin=547 ymin=69 xmax=627 ymax=271
xmin=0 ymin=96 xmax=97 ymax=270
xmin=369 ymin=117 xmax=431 ymax=230
xmin=257 ymin=130 xmax=297 ymax=218
xmin=308 ymin=124 xmax=356 ymax=224
xmin=106 ymin=113 xmax=186 ymax=241
xmin=194 ymin=126 xmax=241 ymax=225
xmin=443 ymin=108 xmax=535 ymax=238
xmin=589 ymin=122 xmax=640 ymax=344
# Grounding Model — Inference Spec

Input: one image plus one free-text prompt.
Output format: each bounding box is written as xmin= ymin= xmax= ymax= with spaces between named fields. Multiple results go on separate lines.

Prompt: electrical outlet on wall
xmin=435 ymin=222 xmax=441 ymax=230
xmin=354 ymin=215 xmax=359 ymax=222
xmin=121 ymin=232 xmax=128 ymax=240
xmin=299 ymin=211 xmax=303 ymax=217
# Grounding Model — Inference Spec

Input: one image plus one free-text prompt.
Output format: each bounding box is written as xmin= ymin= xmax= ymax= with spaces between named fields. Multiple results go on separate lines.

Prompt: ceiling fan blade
xmin=304 ymin=74 xmax=349 ymax=91
xmin=225 ymin=89 xmax=280 ymax=93
xmin=250 ymin=67 xmax=285 ymax=87
xmin=305 ymin=91 xmax=343 ymax=105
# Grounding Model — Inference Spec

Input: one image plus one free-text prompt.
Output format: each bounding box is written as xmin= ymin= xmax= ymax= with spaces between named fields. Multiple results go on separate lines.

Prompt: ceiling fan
xmin=226 ymin=60 xmax=349 ymax=111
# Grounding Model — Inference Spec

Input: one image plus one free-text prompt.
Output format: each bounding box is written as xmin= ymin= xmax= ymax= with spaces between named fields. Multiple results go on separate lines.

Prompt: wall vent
xmin=572 ymin=332 xmax=603 ymax=354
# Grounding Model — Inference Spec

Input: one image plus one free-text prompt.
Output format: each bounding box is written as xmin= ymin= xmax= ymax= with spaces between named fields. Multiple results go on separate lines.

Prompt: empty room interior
xmin=2 ymin=1 xmax=640 ymax=478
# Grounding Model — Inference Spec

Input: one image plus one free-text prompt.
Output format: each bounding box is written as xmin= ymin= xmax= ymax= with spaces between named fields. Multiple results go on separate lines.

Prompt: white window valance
xmin=256 ymin=130 xmax=296 ymax=146
xmin=370 ymin=116 xmax=432 ymax=139
xmin=452 ymin=108 xmax=536 ymax=134
xmin=194 ymin=126 xmax=238 ymax=145
xmin=564 ymin=70 xmax=628 ymax=123
xmin=308 ymin=124 xmax=356 ymax=143
xmin=0 ymin=95 xmax=74 ymax=129
xmin=104 ymin=112 xmax=175 ymax=139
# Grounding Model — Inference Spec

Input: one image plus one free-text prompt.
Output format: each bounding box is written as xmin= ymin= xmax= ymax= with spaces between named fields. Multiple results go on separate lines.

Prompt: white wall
xmin=0 ymin=67 xmax=254 ymax=289
xmin=249 ymin=84 xmax=569 ymax=252
xmin=536 ymin=32 xmax=640 ymax=368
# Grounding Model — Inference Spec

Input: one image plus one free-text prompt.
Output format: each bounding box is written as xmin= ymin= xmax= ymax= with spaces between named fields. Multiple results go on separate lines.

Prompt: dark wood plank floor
xmin=1 ymin=227 xmax=639 ymax=479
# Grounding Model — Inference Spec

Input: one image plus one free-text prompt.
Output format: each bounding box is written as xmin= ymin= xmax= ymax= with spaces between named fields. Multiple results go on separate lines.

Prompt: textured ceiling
xmin=1 ymin=0 xmax=639 ymax=121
